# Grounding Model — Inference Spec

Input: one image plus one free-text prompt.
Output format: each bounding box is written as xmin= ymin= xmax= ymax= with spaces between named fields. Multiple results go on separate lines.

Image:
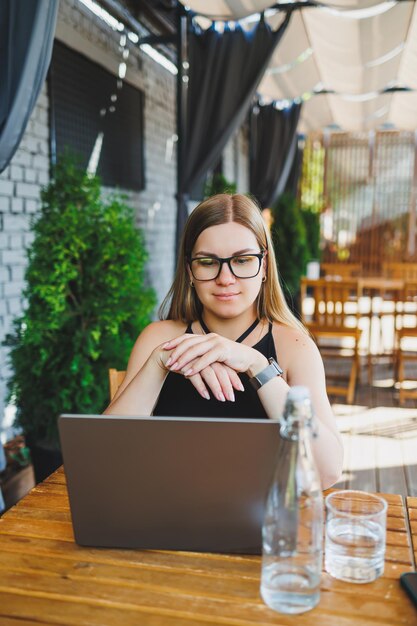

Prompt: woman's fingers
xmin=188 ymin=372 xmax=210 ymax=400
xmin=168 ymin=337 xmax=223 ymax=371
xmin=219 ymin=364 xmax=245 ymax=392
xmin=183 ymin=362 xmax=245 ymax=402
xmin=199 ymin=365 xmax=228 ymax=402
xmin=209 ymin=363 xmax=236 ymax=402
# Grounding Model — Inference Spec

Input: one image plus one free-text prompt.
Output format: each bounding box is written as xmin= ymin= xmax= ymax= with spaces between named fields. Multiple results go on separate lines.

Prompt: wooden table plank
xmin=0 ymin=470 xmax=415 ymax=626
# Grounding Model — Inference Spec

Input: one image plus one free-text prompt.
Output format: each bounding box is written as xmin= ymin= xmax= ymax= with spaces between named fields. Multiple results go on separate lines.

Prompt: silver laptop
xmin=58 ymin=414 xmax=281 ymax=554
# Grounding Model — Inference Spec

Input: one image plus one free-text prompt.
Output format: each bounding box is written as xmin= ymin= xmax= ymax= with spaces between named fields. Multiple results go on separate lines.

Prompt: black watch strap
xmin=249 ymin=357 xmax=283 ymax=390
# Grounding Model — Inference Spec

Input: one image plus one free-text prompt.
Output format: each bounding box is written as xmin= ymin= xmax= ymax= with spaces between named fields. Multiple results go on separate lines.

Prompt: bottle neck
xmin=280 ymin=398 xmax=316 ymax=442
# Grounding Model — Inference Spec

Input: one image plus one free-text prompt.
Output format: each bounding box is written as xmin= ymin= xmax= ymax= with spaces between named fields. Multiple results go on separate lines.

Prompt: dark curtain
xmin=0 ymin=0 xmax=59 ymax=172
xmin=176 ymin=11 xmax=292 ymax=244
xmin=284 ymin=143 xmax=304 ymax=196
xmin=250 ymin=102 xmax=302 ymax=208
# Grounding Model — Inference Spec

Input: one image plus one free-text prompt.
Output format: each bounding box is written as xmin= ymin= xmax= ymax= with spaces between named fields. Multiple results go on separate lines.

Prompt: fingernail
xmin=203 ymin=390 xmax=210 ymax=400
xmin=184 ymin=368 xmax=193 ymax=376
xmin=217 ymin=392 xmax=226 ymax=402
xmin=228 ymin=391 xmax=235 ymax=402
xmin=165 ymin=357 xmax=172 ymax=366
xmin=170 ymin=362 xmax=179 ymax=370
xmin=239 ymin=382 xmax=245 ymax=391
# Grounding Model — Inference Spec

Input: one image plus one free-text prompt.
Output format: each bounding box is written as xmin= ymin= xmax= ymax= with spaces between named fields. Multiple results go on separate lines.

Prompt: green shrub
xmin=5 ymin=156 xmax=156 ymax=446
xmin=270 ymin=192 xmax=308 ymax=304
xmin=301 ymin=207 xmax=321 ymax=263
xmin=204 ymin=173 xmax=237 ymax=198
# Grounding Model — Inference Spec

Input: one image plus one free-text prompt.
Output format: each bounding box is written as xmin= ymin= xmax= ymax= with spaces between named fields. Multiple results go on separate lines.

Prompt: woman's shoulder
xmin=271 ymin=321 xmax=318 ymax=357
xmin=138 ymin=319 xmax=189 ymax=344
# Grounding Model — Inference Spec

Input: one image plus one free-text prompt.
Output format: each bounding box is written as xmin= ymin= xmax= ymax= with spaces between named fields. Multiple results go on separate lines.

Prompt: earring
xmin=262 ymin=275 xmax=267 ymax=283
xmin=190 ymin=279 xmax=194 ymax=288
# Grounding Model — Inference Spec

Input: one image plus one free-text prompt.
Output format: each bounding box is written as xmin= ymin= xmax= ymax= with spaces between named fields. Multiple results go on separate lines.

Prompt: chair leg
xmin=398 ymin=350 xmax=405 ymax=406
xmin=347 ymin=357 xmax=358 ymax=405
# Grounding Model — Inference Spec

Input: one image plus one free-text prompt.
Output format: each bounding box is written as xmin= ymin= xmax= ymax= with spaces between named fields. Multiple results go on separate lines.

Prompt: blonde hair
xmin=159 ymin=193 xmax=307 ymax=333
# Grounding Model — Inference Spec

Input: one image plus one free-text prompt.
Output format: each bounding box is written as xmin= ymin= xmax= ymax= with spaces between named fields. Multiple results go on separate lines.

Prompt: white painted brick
xmin=0 ymin=266 xmax=9 ymax=281
xmin=7 ymin=298 xmax=22 ymax=315
xmin=32 ymin=154 xmax=49 ymax=171
xmin=3 ymin=215 xmax=30 ymax=232
xmin=24 ymin=233 xmax=35 ymax=247
xmin=11 ymin=151 xmax=32 ymax=167
xmin=4 ymin=282 xmax=25 ymax=297
xmin=15 ymin=182 xmax=40 ymax=199
xmin=0 ymin=169 xmax=10 ymax=181
xmin=38 ymin=141 xmax=49 ymax=156
xmin=38 ymin=170 xmax=49 ymax=185
xmin=24 ymin=169 xmax=37 ymax=183
xmin=0 ymin=300 xmax=7 ymax=315
xmin=25 ymin=137 xmax=39 ymax=153
xmin=32 ymin=121 xmax=49 ymax=140
xmin=11 ymin=198 xmax=24 ymax=213
xmin=11 ymin=266 xmax=25 ymax=282
xmin=9 ymin=235 xmax=23 ymax=249
xmin=0 ymin=234 xmax=8 ymax=250
xmin=0 ymin=180 xmax=14 ymax=195
xmin=38 ymin=109 xmax=48 ymax=125
xmin=25 ymin=199 xmax=39 ymax=213
xmin=0 ymin=197 xmax=10 ymax=211
xmin=10 ymin=165 xmax=23 ymax=182
xmin=1 ymin=250 xmax=26 ymax=265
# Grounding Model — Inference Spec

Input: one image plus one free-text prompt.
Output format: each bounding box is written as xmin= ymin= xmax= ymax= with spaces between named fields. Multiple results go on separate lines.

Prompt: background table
xmin=0 ymin=467 xmax=416 ymax=625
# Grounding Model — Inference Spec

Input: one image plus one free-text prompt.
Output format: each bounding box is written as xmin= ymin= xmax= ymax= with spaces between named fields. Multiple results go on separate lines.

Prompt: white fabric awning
xmin=181 ymin=1 xmax=417 ymax=132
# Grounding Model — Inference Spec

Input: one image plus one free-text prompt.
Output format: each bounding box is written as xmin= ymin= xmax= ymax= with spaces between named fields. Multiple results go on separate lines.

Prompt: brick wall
xmin=0 ymin=0 xmax=249 ymax=440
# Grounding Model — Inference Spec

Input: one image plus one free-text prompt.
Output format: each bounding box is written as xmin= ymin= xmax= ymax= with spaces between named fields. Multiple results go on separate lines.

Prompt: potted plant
xmin=270 ymin=192 xmax=309 ymax=316
xmin=4 ymin=156 xmax=156 ymax=483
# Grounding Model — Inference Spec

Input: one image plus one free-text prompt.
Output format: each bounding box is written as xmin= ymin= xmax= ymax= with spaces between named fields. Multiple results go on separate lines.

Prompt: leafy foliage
xmin=204 ymin=173 xmax=237 ymax=198
xmin=5 ymin=156 xmax=155 ymax=446
xmin=270 ymin=192 xmax=308 ymax=302
xmin=301 ymin=207 xmax=321 ymax=263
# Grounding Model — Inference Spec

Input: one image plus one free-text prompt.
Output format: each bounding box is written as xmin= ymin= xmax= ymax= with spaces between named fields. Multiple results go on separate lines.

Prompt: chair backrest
xmin=108 ymin=368 xmax=126 ymax=401
xmin=300 ymin=278 xmax=360 ymax=329
xmin=321 ymin=263 xmax=362 ymax=278
xmin=383 ymin=262 xmax=417 ymax=280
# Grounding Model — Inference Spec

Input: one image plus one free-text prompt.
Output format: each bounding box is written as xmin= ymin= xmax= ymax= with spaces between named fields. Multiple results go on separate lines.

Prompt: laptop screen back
xmin=59 ymin=414 xmax=281 ymax=554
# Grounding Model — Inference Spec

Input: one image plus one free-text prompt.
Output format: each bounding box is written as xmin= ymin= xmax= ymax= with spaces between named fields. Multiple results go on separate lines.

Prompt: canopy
xmin=182 ymin=1 xmax=417 ymax=133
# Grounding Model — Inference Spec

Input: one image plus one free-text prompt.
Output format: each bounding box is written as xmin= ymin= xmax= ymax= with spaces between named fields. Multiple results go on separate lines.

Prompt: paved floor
xmin=331 ymin=355 xmax=417 ymax=496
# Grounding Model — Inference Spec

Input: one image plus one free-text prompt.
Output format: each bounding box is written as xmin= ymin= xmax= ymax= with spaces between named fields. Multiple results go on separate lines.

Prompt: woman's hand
xmin=162 ymin=332 xmax=267 ymax=379
xmin=187 ymin=362 xmax=244 ymax=402
xmin=152 ymin=336 xmax=244 ymax=402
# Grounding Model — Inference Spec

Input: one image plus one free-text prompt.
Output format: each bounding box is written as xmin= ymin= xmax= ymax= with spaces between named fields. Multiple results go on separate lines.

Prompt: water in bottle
xmin=260 ymin=386 xmax=323 ymax=614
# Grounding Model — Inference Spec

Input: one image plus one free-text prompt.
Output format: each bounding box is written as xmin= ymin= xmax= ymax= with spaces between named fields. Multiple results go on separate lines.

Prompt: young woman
xmin=104 ymin=194 xmax=343 ymax=488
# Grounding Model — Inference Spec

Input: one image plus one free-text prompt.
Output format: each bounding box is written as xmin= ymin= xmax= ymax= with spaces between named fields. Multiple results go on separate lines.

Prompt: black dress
xmin=153 ymin=320 xmax=278 ymax=419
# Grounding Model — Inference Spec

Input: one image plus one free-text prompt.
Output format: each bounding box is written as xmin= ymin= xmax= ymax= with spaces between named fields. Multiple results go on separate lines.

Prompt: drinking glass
xmin=325 ymin=490 xmax=387 ymax=584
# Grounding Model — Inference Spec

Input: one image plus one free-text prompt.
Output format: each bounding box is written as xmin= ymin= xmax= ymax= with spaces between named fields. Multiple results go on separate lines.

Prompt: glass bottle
xmin=260 ymin=386 xmax=323 ymax=614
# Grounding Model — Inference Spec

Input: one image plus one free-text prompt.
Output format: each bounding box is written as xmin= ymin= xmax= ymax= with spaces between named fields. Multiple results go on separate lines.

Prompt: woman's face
xmin=188 ymin=221 xmax=266 ymax=320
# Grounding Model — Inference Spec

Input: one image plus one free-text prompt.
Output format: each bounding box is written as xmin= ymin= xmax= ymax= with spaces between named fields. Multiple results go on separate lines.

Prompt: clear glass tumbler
xmin=325 ymin=490 xmax=387 ymax=584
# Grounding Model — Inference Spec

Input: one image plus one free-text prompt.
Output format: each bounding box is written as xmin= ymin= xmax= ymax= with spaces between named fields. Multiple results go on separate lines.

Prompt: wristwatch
xmin=249 ymin=357 xmax=283 ymax=390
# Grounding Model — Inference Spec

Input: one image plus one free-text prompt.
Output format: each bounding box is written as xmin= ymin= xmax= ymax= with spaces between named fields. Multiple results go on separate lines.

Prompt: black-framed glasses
xmin=189 ymin=252 xmax=265 ymax=281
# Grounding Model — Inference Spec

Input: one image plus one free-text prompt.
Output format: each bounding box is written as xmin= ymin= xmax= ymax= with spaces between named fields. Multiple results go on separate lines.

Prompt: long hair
xmin=159 ymin=194 xmax=307 ymax=333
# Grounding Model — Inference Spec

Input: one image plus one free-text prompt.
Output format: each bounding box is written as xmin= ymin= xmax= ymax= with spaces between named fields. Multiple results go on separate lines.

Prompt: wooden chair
xmin=321 ymin=263 xmax=362 ymax=278
xmin=395 ymin=281 xmax=417 ymax=405
xmin=108 ymin=368 xmax=126 ymax=401
xmin=383 ymin=262 xmax=417 ymax=280
xmin=300 ymin=278 xmax=362 ymax=404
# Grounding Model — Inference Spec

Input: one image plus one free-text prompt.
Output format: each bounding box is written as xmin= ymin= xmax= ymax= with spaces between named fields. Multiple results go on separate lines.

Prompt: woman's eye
xmin=233 ymin=256 xmax=253 ymax=265
xmin=197 ymin=258 xmax=217 ymax=267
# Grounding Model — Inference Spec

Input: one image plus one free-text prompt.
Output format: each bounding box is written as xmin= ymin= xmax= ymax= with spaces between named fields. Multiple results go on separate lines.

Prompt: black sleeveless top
xmin=153 ymin=320 xmax=278 ymax=419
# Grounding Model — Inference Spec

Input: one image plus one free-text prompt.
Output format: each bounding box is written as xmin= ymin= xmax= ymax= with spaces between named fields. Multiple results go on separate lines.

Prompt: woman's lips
xmin=213 ymin=293 xmax=239 ymax=301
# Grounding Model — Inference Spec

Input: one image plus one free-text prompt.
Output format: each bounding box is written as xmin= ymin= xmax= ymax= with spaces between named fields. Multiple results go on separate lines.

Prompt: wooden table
xmin=0 ymin=467 xmax=416 ymax=625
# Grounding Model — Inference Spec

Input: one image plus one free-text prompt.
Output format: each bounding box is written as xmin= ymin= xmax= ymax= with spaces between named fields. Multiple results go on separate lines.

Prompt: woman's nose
xmin=216 ymin=262 xmax=236 ymax=284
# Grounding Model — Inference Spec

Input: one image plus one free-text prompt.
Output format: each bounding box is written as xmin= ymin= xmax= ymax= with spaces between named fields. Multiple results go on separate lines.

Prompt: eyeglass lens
xmin=191 ymin=254 xmax=262 ymax=280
